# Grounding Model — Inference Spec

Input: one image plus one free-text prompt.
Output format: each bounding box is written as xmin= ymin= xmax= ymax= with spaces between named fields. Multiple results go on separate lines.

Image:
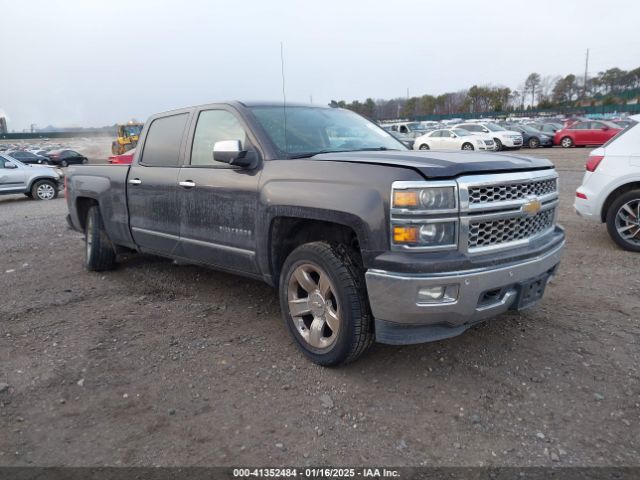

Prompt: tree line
xmin=329 ymin=66 xmax=640 ymax=120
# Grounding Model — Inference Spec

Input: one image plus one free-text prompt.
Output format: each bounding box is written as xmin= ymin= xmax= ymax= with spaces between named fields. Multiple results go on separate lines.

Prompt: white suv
xmin=454 ymin=122 xmax=523 ymax=150
xmin=574 ymin=115 xmax=640 ymax=251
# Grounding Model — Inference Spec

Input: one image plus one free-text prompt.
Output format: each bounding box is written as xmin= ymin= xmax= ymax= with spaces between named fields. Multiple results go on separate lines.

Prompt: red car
xmin=554 ymin=120 xmax=622 ymax=148
xmin=108 ymin=148 xmax=135 ymax=164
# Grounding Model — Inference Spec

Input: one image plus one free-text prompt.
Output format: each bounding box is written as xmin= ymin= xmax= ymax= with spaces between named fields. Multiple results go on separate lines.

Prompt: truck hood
xmin=312 ymin=150 xmax=554 ymax=179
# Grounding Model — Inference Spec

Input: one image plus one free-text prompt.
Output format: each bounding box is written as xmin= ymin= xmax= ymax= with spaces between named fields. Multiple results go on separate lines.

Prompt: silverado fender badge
xmin=522 ymin=196 xmax=542 ymax=216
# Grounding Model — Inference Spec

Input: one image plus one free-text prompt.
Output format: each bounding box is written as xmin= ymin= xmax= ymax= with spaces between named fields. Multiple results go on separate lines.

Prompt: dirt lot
xmin=1 ymin=147 xmax=638 ymax=467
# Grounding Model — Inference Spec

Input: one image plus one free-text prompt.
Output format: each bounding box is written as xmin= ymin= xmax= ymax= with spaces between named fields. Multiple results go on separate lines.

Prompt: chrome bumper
xmin=365 ymin=241 xmax=564 ymax=341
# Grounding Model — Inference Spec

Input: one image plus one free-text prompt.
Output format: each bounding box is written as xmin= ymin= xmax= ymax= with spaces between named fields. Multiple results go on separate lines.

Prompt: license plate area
xmin=513 ymin=272 xmax=550 ymax=310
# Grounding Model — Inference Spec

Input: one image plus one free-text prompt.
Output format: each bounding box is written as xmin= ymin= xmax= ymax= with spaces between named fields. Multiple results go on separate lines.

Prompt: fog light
xmin=417 ymin=285 xmax=459 ymax=304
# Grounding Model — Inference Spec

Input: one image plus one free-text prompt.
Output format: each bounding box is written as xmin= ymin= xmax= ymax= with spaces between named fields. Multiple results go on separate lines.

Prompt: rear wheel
xmin=84 ymin=205 xmax=117 ymax=271
xmin=279 ymin=242 xmax=373 ymax=366
xmin=31 ymin=180 xmax=57 ymax=200
xmin=606 ymin=190 xmax=640 ymax=252
xmin=418 ymin=144 xmax=429 ymax=150
xmin=528 ymin=137 xmax=540 ymax=148
xmin=461 ymin=142 xmax=474 ymax=151
xmin=560 ymin=136 xmax=574 ymax=148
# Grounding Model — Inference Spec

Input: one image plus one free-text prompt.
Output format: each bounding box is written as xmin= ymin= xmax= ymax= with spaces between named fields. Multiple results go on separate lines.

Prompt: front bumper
xmin=365 ymin=239 xmax=564 ymax=345
xmin=500 ymin=137 xmax=523 ymax=148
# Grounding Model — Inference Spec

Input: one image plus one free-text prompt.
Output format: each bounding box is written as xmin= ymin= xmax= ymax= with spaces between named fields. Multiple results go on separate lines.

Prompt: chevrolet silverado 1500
xmin=66 ymin=102 xmax=565 ymax=365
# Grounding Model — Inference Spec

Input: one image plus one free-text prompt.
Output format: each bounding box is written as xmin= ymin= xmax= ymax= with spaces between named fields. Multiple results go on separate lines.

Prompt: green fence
xmin=413 ymin=103 xmax=640 ymax=121
xmin=0 ymin=129 xmax=114 ymax=140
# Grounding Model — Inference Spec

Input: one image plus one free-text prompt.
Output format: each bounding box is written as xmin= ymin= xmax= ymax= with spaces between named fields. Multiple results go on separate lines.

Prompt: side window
xmin=399 ymin=125 xmax=408 ymax=133
xmin=190 ymin=110 xmax=247 ymax=166
xmin=571 ymin=122 xmax=587 ymax=130
xmin=140 ymin=113 xmax=189 ymax=167
xmin=0 ymin=157 xmax=5 ymax=168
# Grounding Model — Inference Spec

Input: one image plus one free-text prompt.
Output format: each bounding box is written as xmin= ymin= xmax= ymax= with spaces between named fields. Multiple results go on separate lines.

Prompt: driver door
xmin=0 ymin=157 xmax=27 ymax=193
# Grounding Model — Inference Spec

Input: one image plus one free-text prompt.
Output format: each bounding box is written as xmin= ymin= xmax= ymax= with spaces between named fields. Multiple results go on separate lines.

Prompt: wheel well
xmin=601 ymin=182 xmax=640 ymax=222
xmin=27 ymin=176 xmax=56 ymax=191
xmin=269 ymin=217 xmax=361 ymax=281
xmin=461 ymin=142 xmax=473 ymax=148
xmin=76 ymin=197 xmax=98 ymax=231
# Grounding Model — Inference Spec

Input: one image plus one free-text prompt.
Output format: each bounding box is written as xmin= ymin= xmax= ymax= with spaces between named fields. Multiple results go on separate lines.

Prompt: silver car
xmin=0 ymin=154 xmax=62 ymax=200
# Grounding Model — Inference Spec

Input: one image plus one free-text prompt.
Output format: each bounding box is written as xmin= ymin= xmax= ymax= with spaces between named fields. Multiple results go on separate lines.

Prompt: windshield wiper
xmin=288 ymin=147 xmax=399 ymax=159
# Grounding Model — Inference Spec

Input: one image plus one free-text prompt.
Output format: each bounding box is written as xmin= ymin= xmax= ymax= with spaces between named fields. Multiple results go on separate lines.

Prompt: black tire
xmin=60 ymin=159 xmax=69 ymax=167
xmin=605 ymin=190 xmax=640 ymax=252
xmin=82 ymin=157 xmax=88 ymax=164
xmin=418 ymin=144 xmax=429 ymax=150
xmin=461 ymin=142 xmax=474 ymax=151
xmin=279 ymin=242 xmax=374 ymax=366
xmin=528 ymin=137 xmax=540 ymax=148
xmin=560 ymin=136 xmax=574 ymax=148
xmin=24 ymin=192 xmax=33 ymax=198
xmin=31 ymin=179 xmax=58 ymax=200
xmin=84 ymin=205 xmax=117 ymax=271
xmin=42 ymin=160 xmax=50 ymax=165
xmin=494 ymin=138 xmax=503 ymax=151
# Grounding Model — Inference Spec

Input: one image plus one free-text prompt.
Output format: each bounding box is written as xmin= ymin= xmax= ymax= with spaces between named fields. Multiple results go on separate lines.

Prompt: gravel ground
xmin=0 ymin=147 xmax=638 ymax=467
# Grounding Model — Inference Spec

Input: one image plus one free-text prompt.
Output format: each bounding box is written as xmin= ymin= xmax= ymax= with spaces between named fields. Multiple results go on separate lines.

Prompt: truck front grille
xmin=468 ymin=178 xmax=557 ymax=204
xmin=468 ymin=208 xmax=556 ymax=249
xmin=458 ymin=171 xmax=559 ymax=254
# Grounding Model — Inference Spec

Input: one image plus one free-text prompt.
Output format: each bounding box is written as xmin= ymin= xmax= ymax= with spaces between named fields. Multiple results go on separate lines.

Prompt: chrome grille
xmin=469 ymin=208 xmax=555 ymax=249
xmin=468 ymin=178 xmax=557 ymax=204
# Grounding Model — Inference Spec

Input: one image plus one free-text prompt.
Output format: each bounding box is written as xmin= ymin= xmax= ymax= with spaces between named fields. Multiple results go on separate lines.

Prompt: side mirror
xmin=450 ymin=133 xmax=456 ymax=138
xmin=4 ymin=162 xmax=17 ymax=169
xmin=213 ymin=140 xmax=256 ymax=168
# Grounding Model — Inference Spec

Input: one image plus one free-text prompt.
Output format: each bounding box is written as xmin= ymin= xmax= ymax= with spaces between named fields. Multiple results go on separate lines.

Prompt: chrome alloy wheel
xmin=36 ymin=183 xmax=55 ymax=200
xmin=615 ymin=199 xmax=640 ymax=247
xmin=287 ymin=263 xmax=340 ymax=350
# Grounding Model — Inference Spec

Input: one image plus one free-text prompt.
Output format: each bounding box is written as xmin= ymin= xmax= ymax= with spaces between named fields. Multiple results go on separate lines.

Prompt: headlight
xmin=392 ymin=221 xmax=457 ymax=248
xmin=392 ymin=186 xmax=456 ymax=211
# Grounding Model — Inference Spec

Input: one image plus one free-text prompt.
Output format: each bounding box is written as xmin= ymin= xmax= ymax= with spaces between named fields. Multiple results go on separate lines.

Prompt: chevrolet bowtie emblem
xmin=522 ymin=197 xmax=542 ymax=216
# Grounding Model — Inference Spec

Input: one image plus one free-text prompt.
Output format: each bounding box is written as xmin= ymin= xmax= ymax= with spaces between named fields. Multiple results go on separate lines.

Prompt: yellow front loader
xmin=112 ymin=122 xmax=144 ymax=155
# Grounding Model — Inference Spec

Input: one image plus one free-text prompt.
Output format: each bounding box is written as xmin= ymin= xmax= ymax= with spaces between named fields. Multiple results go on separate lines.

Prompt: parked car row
xmin=381 ymin=114 xmax=636 ymax=151
xmin=3 ymin=148 xmax=88 ymax=167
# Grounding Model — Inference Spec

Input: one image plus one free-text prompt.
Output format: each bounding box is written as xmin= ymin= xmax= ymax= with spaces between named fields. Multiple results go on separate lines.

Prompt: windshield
xmin=484 ymin=123 xmax=506 ymax=132
xmin=123 ymin=125 xmax=143 ymax=136
xmin=452 ymin=128 xmax=471 ymax=136
xmin=250 ymin=106 xmax=406 ymax=157
xmin=521 ymin=125 xmax=540 ymax=134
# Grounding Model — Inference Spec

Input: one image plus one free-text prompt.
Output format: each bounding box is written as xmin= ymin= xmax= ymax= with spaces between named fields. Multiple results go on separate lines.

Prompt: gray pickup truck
xmin=66 ymin=102 xmax=565 ymax=366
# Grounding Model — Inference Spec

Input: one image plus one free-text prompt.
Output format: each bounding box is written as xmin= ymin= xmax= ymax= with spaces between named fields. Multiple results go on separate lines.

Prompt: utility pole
xmin=583 ymin=48 xmax=589 ymax=99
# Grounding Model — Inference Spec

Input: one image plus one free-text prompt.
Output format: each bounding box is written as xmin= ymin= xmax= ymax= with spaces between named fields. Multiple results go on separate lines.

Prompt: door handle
xmin=128 ymin=178 xmax=142 ymax=185
xmin=179 ymin=180 xmax=196 ymax=188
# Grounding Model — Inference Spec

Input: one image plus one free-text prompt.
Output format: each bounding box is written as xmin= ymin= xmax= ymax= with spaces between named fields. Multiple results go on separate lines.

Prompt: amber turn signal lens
xmin=393 ymin=226 xmax=419 ymax=243
xmin=393 ymin=190 xmax=419 ymax=207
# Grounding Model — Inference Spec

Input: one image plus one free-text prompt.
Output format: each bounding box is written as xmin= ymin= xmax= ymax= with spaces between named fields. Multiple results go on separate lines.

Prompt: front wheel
xmin=279 ymin=242 xmax=374 ymax=366
xmin=418 ymin=144 xmax=429 ymax=150
xmin=528 ymin=137 xmax=540 ymax=148
xmin=60 ymin=160 xmax=69 ymax=167
xmin=606 ymin=190 xmax=640 ymax=252
xmin=494 ymin=138 xmax=503 ymax=151
xmin=85 ymin=205 xmax=117 ymax=271
xmin=560 ymin=136 xmax=574 ymax=148
xmin=31 ymin=180 xmax=57 ymax=200
xmin=461 ymin=142 xmax=474 ymax=151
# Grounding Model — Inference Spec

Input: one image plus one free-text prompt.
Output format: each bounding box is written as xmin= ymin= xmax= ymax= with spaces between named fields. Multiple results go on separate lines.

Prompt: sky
xmin=1 ymin=0 xmax=639 ymax=131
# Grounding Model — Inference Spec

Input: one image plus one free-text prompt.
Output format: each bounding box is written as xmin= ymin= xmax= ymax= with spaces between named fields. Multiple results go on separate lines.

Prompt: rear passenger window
xmin=140 ymin=113 xmax=188 ymax=167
